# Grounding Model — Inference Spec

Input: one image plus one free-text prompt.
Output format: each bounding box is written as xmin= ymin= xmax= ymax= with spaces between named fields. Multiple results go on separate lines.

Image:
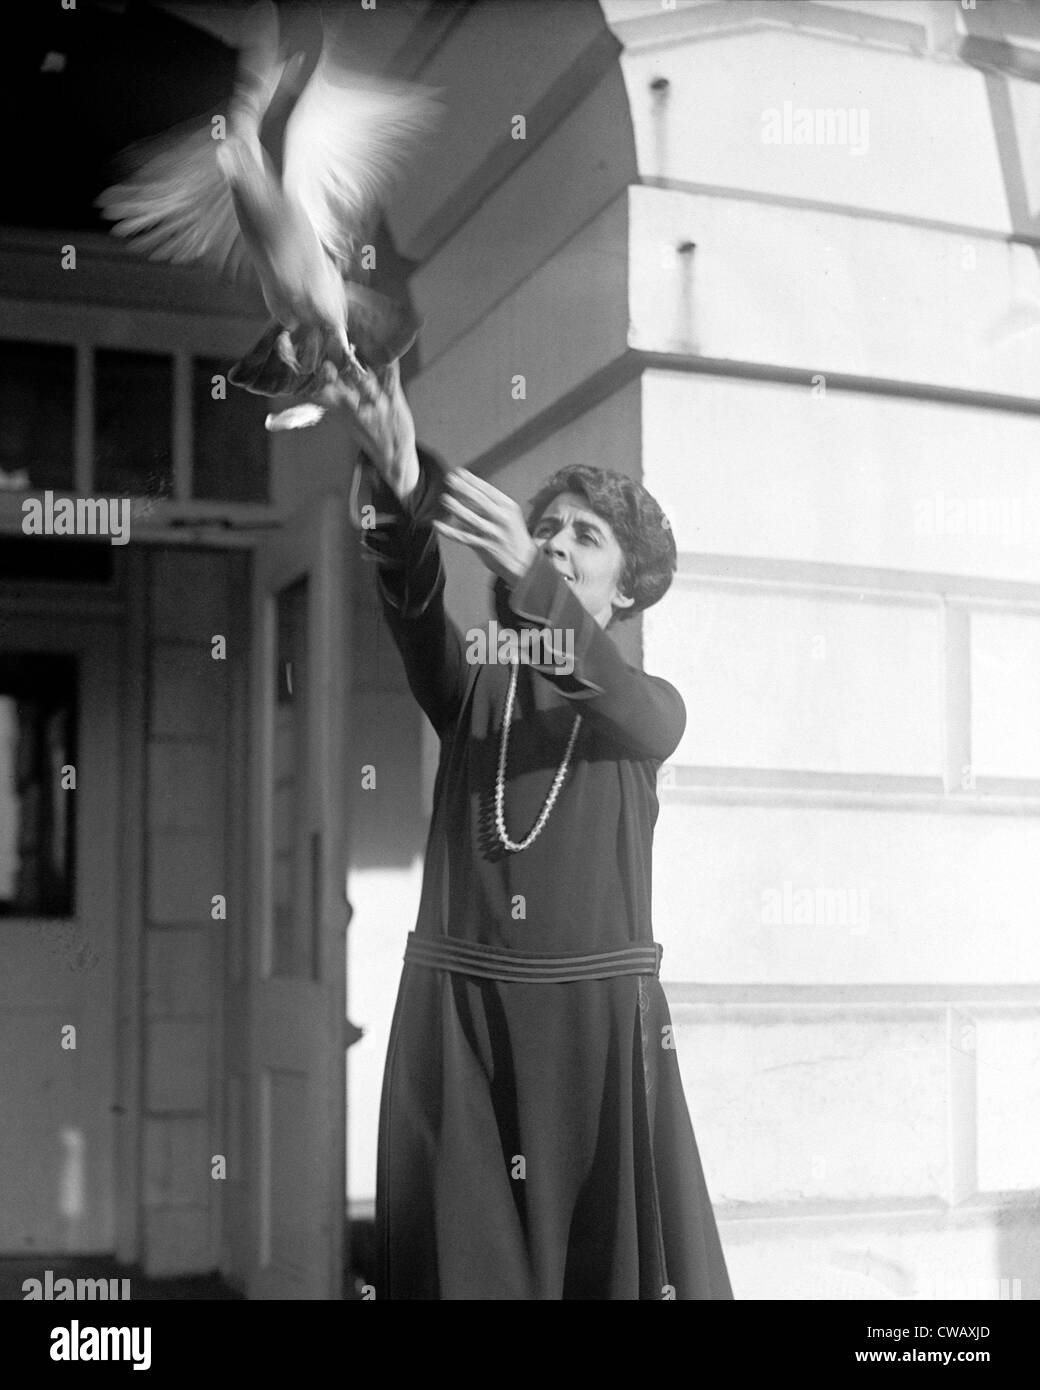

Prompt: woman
xmin=335 ymin=364 xmax=732 ymax=1301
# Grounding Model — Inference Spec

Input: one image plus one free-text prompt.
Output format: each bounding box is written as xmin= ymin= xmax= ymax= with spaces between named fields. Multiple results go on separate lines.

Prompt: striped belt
xmin=403 ymin=932 xmax=662 ymax=983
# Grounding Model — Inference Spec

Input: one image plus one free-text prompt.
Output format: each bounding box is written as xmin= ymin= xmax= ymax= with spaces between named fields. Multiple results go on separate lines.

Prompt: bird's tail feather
xmin=228 ymin=321 xmax=332 ymax=396
xmin=230 ymin=285 xmax=422 ymax=396
xmin=344 ymin=282 xmax=423 ymax=370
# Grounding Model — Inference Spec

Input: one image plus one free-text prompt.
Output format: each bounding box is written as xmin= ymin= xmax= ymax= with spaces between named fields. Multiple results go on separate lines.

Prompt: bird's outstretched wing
xmin=95 ymin=0 xmax=284 ymax=286
xmin=96 ymin=119 xmax=253 ymax=285
xmin=282 ymin=48 xmax=440 ymax=267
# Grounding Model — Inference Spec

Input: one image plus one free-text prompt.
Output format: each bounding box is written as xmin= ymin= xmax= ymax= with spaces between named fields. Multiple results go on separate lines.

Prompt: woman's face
xmin=531 ymin=491 xmax=635 ymax=629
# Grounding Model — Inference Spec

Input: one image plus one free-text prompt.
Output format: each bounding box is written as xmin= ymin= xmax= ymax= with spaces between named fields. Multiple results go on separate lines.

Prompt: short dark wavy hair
xmin=525 ymin=466 xmax=677 ymax=623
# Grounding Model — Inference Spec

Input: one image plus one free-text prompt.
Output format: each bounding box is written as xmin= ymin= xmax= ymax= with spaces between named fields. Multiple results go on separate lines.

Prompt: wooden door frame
xmin=247 ymin=494 xmax=349 ymax=1300
xmin=114 ymin=548 xmax=146 ymax=1264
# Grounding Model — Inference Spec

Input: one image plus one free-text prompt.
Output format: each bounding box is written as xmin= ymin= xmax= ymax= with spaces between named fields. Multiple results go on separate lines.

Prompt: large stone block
xmin=628 ymin=185 xmax=1040 ymax=397
xmin=652 ymin=802 xmax=1040 ymax=982
xmin=646 ymin=579 xmax=943 ymax=775
xmin=615 ymin=25 xmax=1009 ymax=229
xmin=718 ymin=1202 xmax=1038 ymax=1300
xmin=969 ymin=611 xmax=1040 ymax=781
xmin=975 ymin=1012 xmax=1040 ymax=1193
xmin=669 ymin=1007 xmax=949 ymax=1205
xmin=639 ymin=371 xmax=1040 ymax=585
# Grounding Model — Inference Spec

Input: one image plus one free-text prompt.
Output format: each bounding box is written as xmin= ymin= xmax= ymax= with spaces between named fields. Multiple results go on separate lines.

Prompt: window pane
xmin=0 ymin=655 xmax=77 ymax=917
xmin=94 ymin=349 xmax=173 ymax=498
xmin=193 ymin=358 xmax=270 ymax=502
xmin=0 ymin=341 xmax=75 ymax=491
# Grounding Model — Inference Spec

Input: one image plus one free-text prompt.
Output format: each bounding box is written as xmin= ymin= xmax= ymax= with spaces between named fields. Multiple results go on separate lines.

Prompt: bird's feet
xmin=338 ymin=332 xmax=369 ymax=386
xmin=274 ymin=329 xmax=299 ymax=371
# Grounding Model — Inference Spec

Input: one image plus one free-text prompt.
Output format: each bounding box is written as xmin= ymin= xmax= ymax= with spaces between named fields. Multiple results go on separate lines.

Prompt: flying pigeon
xmin=96 ymin=1 xmax=439 ymax=431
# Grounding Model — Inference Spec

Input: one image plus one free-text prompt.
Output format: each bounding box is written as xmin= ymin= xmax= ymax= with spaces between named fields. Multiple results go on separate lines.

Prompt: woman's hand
xmin=433 ymin=470 xmax=540 ymax=586
xmin=315 ymin=358 xmax=419 ymax=502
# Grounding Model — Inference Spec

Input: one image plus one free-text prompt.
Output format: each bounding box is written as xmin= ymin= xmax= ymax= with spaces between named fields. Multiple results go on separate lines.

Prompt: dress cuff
xmin=508 ymin=547 xmax=577 ymax=628
xmin=359 ymin=446 xmax=450 ymax=618
xmin=505 ymin=549 xmax=607 ymax=696
xmin=358 ymin=446 xmax=449 ymax=568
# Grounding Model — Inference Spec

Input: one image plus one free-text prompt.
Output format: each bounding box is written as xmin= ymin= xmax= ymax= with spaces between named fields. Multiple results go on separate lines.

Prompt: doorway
xmin=0 ymin=611 xmax=122 ymax=1254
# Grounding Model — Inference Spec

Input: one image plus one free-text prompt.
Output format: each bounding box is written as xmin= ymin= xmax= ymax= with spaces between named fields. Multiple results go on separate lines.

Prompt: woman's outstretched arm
xmin=323 ymin=363 xmax=468 ymax=737
xmin=359 ymin=448 xmax=469 ymax=738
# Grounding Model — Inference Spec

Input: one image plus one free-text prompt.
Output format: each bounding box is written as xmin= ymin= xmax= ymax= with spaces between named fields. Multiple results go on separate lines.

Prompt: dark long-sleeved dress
xmin=362 ymin=446 xmax=733 ymax=1301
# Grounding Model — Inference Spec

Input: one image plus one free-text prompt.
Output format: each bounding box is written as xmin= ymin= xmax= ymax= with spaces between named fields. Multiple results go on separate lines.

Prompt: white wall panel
xmin=646 ymin=581 xmax=943 ymax=775
xmin=628 ymin=185 xmax=1040 ymax=397
xmin=617 ymin=27 xmax=1010 ymax=229
xmin=671 ymin=1011 xmax=950 ymax=1204
xmin=975 ymin=1013 xmax=1040 ymax=1192
xmin=718 ymin=1215 xmax=1028 ymax=1301
xmin=652 ymin=802 xmax=1040 ymax=983
xmin=641 ymin=371 xmax=1040 ymax=584
xmin=970 ymin=610 xmax=1040 ymax=780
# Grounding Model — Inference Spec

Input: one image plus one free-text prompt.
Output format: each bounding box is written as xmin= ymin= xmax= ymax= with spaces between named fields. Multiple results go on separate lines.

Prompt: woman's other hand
xmin=433 ymin=470 xmax=540 ymax=586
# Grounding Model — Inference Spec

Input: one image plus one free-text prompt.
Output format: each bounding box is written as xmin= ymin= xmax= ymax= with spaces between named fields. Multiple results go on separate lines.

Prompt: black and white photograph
xmin=0 ymin=0 xmax=1037 ymax=1347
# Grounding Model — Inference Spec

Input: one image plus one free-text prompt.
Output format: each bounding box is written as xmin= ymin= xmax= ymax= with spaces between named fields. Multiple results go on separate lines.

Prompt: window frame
xmin=0 ymin=294 xmax=275 ymax=529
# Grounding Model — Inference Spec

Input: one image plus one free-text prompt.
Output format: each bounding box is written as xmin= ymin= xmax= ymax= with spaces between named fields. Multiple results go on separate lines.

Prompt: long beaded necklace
xmin=494 ymin=657 xmax=582 ymax=853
